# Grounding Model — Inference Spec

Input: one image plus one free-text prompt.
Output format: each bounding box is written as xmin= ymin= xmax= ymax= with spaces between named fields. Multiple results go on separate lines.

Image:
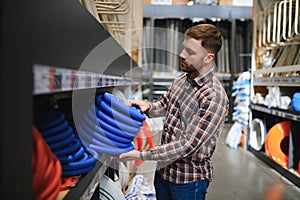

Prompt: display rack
xmin=0 ymin=0 xmax=142 ymax=199
xmin=142 ymin=4 xmax=253 ymax=122
xmin=249 ymin=0 xmax=300 ymax=188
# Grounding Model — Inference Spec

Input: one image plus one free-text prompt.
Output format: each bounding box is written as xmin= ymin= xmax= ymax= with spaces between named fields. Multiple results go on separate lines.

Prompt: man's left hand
xmin=118 ymin=150 xmax=141 ymax=162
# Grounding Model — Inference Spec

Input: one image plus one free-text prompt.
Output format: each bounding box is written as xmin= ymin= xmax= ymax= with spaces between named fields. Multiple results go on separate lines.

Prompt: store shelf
xmin=62 ymin=155 xmax=112 ymax=200
xmin=253 ymin=65 xmax=300 ymax=76
xmin=253 ymin=77 xmax=300 ymax=86
xmin=249 ymin=146 xmax=300 ymax=187
xmin=253 ymin=65 xmax=300 ymax=86
xmin=143 ymin=4 xmax=252 ymax=19
xmin=34 ymin=65 xmax=141 ymax=95
xmin=250 ymin=103 xmax=300 ymax=122
xmin=215 ymin=72 xmax=232 ymax=80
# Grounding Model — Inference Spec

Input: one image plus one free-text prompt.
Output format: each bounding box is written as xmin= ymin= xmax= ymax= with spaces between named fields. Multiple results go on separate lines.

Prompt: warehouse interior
xmin=0 ymin=0 xmax=300 ymax=199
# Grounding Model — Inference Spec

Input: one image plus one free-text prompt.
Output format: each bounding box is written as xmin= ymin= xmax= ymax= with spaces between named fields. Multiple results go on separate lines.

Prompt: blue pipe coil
xmin=57 ymin=147 xmax=85 ymax=164
xmin=52 ymin=137 xmax=82 ymax=156
xmin=44 ymin=126 xmax=73 ymax=144
xmin=48 ymin=133 xmax=75 ymax=151
xmin=102 ymin=93 xmax=146 ymax=122
xmin=96 ymin=96 xmax=143 ymax=127
xmin=86 ymin=109 xmax=137 ymax=139
xmin=78 ymin=124 xmax=134 ymax=156
xmin=77 ymin=151 xmax=89 ymax=161
xmin=36 ymin=112 xmax=65 ymax=131
xmin=81 ymin=122 xmax=132 ymax=148
xmin=93 ymin=106 xmax=140 ymax=134
xmin=103 ymin=92 xmax=125 ymax=104
xmin=40 ymin=120 xmax=69 ymax=137
xmin=88 ymin=142 xmax=134 ymax=156
xmin=95 ymin=101 xmax=142 ymax=128
xmin=62 ymin=149 xmax=98 ymax=171
xmin=78 ymin=123 xmax=132 ymax=148
xmin=81 ymin=117 xmax=132 ymax=145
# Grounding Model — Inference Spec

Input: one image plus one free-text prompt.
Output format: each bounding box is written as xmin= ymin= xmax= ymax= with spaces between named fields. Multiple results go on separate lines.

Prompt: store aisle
xmin=207 ymin=123 xmax=300 ymax=200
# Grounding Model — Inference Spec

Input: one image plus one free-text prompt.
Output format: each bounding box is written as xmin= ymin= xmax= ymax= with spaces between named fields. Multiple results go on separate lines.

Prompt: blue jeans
xmin=154 ymin=172 xmax=210 ymax=200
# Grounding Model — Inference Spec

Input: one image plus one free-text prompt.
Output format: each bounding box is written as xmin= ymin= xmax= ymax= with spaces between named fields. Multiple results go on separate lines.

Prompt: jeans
xmin=154 ymin=172 xmax=210 ymax=200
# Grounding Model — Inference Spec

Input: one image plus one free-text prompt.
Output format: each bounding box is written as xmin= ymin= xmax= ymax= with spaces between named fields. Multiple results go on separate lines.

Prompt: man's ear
xmin=204 ymin=53 xmax=215 ymax=63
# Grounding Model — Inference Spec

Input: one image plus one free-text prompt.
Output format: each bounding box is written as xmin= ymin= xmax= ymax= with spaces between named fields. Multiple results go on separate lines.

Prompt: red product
xmin=265 ymin=121 xmax=290 ymax=168
xmin=134 ymin=121 xmax=154 ymax=167
xmin=32 ymin=126 xmax=62 ymax=200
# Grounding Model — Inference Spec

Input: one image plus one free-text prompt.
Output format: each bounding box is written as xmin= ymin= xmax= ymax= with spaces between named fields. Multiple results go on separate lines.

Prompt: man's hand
xmin=118 ymin=150 xmax=141 ymax=162
xmin=126 ymin=100 xmax=151 ymax=113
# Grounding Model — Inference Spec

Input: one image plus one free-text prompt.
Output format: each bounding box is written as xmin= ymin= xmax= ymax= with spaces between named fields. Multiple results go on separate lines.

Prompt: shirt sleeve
xmin=147 ymin=89 xmax=170 ymax=118
xmin=140 ymin=94 xmax=228 ymax=162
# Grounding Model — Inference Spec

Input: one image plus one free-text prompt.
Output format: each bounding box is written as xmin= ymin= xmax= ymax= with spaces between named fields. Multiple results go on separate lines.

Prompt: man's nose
xmin=179 ymin=50 xmax=186 ymax=59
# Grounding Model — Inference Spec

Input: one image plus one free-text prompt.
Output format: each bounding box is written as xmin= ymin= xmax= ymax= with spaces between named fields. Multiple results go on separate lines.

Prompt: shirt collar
xmin=186 ymin=68 xmax=214 ymax=87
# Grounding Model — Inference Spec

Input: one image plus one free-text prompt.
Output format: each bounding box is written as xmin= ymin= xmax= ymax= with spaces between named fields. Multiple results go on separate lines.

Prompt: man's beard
xmin=180 ymin=61 xmax=195 ymax=73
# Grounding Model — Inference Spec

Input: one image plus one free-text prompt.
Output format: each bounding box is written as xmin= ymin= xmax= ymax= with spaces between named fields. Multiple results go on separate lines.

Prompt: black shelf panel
xmin=249 ymin=147 xmax=300 ymax=187
xmin=63 ymin=155 xmax=111 ymax=200
xmin=1 ymin=0 xmax=139 ymax=199
xmin=250 ymin=103 xmax=300 ymax=122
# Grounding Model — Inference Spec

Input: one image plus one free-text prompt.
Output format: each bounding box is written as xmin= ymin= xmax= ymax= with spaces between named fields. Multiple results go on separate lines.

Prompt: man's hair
xmin=185 ymin=24 xmax=222 ymax=55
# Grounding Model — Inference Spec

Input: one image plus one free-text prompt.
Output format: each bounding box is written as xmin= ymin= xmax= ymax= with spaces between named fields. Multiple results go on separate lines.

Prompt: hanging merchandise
xmin=78 ymin=92 xmax=146 ymax=156
xmin=232 ymin=71 xmax=251 ymax=127
xmin=35 ymin=108 xmax=98 ymax=179
xmin=265 ymin=121 xmax=290 ymax=168
xmin=250 ymin=118 xmax=266 ymax=151
xmin=32 ymin=126 xmax=62 ymax=200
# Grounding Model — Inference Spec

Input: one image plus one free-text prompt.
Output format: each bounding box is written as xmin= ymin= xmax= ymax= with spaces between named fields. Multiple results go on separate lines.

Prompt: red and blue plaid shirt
xmin=140 ymin=69 xmax=229 ymax=183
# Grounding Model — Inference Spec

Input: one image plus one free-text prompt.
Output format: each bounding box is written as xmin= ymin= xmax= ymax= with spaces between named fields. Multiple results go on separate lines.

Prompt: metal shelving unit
xmin=251 ymin=104 xmax=300 ymax=122
xmin=249 ymin=0 xmax=300 ymax=188
xmin=253 ymin=65 xmax=300 ymax=86
xmin=249 ymin=146 xmax=300 ymax=187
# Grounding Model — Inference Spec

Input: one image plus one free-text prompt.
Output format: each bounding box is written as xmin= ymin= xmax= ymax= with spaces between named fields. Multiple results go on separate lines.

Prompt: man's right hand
xmin=126 ymin=100 xmax=151 ymax=113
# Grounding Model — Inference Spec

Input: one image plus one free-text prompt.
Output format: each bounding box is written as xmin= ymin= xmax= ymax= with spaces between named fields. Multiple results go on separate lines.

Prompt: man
xmin=119 ymin=24 xmax=229 ymax=200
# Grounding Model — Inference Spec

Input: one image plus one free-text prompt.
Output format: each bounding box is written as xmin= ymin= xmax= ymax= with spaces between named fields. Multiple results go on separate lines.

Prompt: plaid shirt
xmin=140 ymin=69 xmax=229 ymax=183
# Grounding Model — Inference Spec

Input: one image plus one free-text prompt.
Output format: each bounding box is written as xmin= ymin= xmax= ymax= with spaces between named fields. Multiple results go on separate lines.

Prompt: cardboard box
xmin=172 ymin=0 xmax=189 ymax=4
xmin=219 ymin=0 xmax=253 ymax=6
xmin=219 ymin=0 xmax=233 ymax=5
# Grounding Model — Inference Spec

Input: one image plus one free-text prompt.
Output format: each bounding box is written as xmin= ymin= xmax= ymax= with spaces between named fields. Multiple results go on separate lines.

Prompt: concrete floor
xmin=207 ymin=123 xmax=300 ymax=200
